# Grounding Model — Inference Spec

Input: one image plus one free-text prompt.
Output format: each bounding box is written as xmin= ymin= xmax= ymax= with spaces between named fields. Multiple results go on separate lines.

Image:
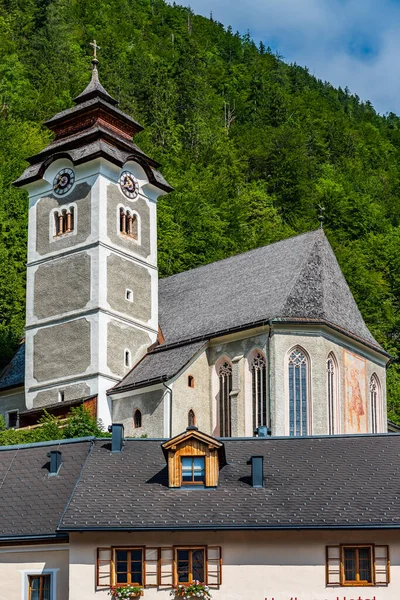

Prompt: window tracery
xmin=251 ymin=352 xmax=267 ymax=431
xmin=288 ymin=348 xmax=309 ymax=437
xmin=218 ymin=361 xmax=232 ymax=437
xmin=327 ymin=353 xmax=338 ymax=435
xmin=370 ymin=374 xmax=381 ymax=433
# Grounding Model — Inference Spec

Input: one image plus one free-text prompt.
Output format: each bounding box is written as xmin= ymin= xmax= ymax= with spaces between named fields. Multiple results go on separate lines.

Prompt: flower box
xmin=109 ymin=585 xmax=144 ymax=598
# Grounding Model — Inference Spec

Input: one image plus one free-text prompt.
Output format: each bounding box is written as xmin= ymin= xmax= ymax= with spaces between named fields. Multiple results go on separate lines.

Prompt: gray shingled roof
xmin=0 ymin=439 xmax=92 ymax=539
xmin=60 ymin=434 xmax=400 ymax=531
xmin=112 ymin=341 xmax=206 ymax=392
xmin=158 ymin=229 xmax=381 ymax=350
xmin=0 ymin=343 xmax=24 ymax=391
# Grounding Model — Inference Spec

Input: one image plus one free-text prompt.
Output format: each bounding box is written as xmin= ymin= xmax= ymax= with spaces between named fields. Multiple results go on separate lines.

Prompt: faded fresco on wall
xmin=344 ymin=350 xmax=368 ymax=434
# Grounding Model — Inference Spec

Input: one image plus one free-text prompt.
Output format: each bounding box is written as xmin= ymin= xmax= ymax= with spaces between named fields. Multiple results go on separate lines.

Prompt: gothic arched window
xmin=188 ymin=409 xmax=196 ymax=427
xmin=251 ymin=352 xmax=267 ymax=431
xmin=370 ymin=374 xmax=381 ymax=433
xmin=218 ymin=361 xmax=232 ymax=437
xmin=133 ymin=409 xmax=142 ymax=429
xmin=288 ymin=348 xmax=309 ymax=437
xmin=327 ymin=352 xmax=339 ymax=435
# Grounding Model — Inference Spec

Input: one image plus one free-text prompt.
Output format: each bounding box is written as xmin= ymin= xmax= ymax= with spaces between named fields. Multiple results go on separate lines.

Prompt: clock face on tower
xmin=119 ymin=171 xmax=139 ymax=199
xmin=53 ymin=168 xmax=75 ymax=195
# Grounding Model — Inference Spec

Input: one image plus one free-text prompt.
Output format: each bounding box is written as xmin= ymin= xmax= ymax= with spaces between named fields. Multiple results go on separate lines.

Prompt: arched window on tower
xmin=370 ymin=374 xmax=381 ymax=433
xmin=119 ymin=207 xmax=138 ymax=240
xmin=188 ymin=409 xmax=196 ymax=427
xmin=251 ymin=352 xmax=267 ymax=432
xmin=218 ymin=361 xmax=232 ymax=437
xmin=133 ymin=409 xmax=142 ymax=429
xmin=54 ymin=206 xmax=74 ymax=236
xmin=288 ymin=347 xmax=309 ymax=437
xmin=327 ymin=352 xmax=339 ymax=435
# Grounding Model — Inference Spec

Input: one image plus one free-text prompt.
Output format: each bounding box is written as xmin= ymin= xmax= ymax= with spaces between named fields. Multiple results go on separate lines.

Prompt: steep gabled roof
xmin=158 ymin=229 xmax=382 ymax=351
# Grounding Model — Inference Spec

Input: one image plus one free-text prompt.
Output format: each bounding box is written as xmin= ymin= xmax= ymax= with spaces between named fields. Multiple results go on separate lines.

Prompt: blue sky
xmin=182 ymin=0 xmax=400 ymax=115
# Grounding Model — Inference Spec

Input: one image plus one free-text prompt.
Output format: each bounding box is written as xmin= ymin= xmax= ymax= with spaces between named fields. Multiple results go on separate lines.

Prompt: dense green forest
xmin=1 ymin=0 xmax=400 ymax=421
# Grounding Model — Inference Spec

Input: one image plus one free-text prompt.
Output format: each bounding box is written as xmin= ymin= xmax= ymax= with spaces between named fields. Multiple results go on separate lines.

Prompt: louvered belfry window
xmin=218 ymin=361 xmax=232 ymax=437
xmin=288 ymin=348 xmax=308 ymax=436
xmin=251 ymin=353 xmax=267 ymax=431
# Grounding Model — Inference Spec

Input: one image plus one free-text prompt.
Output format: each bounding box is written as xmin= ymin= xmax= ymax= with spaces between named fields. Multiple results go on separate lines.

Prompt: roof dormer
xmin=162 ymin=426 xmax=226 ymax=488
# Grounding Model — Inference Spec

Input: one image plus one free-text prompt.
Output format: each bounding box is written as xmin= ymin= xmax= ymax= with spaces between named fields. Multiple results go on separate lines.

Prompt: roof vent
xmin=47 ymin=450 xmax=62 ymax=476
xmin=248 ymin=455 xmax=264 ymax=488
xmin=108 ymin=423 xmax=125 ymax=453
xmin=255 ymin=426 xmax=270 ymax=438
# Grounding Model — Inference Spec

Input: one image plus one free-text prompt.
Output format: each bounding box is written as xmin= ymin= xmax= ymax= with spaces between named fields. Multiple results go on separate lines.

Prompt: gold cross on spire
xmin=90 ymin=39 xmax=101 ymax=60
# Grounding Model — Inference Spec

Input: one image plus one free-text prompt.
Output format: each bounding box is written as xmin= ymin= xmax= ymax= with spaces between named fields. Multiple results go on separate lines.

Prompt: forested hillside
xmin=2 ymin=0 xmax=400 ymax=420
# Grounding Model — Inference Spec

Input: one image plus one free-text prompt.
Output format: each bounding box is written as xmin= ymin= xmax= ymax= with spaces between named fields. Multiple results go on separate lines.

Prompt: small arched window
xmin=188 ymin=409 xmax=196 ymax=427
xmin=251 ymin=352 xmax=267 ymax=431
xmin=119 ymin=208 xmax=138 ymax=240
xmin=370 ymin=374 xmax=381 ymax=433
xmin=133 ymin=409 xmax=142 ymax=429
xmin=188 ymin=375 xmax=195 ymax=388
xmin=327 ymin=352 xmax=339 ymax=435
xmin=54 ymin=206 xmax=74 ymax=236
xmin=218 ymin=361 xmax=232 ymax=437
xmin=288 ymin=347 xmax=309 ymax=437
xmin=124 ymin=349 xmax=131 ymax=368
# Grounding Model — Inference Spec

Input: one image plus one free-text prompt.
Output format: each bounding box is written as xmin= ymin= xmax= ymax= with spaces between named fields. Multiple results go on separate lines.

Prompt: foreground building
xmin=0 ymin=54 xmax=391 ymax=439
xmin=0 ymin=425 xmax=397 ymax=600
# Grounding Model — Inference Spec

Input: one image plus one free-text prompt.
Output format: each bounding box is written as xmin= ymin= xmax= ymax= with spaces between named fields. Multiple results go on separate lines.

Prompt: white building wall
xmin=68 ymin=530 xmax=400 ymax=600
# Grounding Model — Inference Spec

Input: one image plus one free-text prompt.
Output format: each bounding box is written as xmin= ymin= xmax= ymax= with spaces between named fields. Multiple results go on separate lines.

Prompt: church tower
xmin=13 ymin=47 xmax=172 ymax=425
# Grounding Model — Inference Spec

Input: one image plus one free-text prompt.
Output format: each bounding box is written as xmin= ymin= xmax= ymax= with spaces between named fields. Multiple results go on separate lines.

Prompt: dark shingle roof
xmin=158 ymin=229 xmax=381 ymax=350
xmin=0 ymin=439 xmax=92 ymax=539
xmin=112 ymin=341 xmax=206 ymax=392
xmin=60 ymin=434 xmax=400 ymax=531
xmin=0 ymin=343 xmax=25 ymax=391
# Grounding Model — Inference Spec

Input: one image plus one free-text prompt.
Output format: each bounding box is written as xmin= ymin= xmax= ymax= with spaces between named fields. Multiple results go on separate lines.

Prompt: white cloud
xmin=182 ymin=0 xmax=400 ymax=114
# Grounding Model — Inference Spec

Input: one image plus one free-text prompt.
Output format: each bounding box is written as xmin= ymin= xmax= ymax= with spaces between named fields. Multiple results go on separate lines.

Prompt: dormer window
xmin=181 ymin=456 xmax=205 ymax=485
xmin=162 ymin=427 xmax=226 ymax=489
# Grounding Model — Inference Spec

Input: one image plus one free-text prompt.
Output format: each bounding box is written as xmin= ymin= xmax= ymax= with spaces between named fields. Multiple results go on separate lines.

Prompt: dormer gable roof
xmin=161 ymin=427 xmax=227 ymax=466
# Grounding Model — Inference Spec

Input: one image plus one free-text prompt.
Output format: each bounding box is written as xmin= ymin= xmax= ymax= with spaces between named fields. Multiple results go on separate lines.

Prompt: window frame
xmin=341 ymin=544 xmax=374 ymax=586
xmin=113 ymin=546 xmax=145 ymax=587
xmin=174 ymin=546 xmax=206 ymax=585
xmin=287 ymin=346 xmax=311 ymax=437
xmin=6 ymin=409 xmax=19 ymax=429
xmin=180 ymin=455 xmax=205 ymax=486
xmin=217 ymin=359 xmax=232 ymax=437
xmin=250 ymin=350 xmax=268 ymax=431
xmin=28 ymin=574 xmax=52 ymax=600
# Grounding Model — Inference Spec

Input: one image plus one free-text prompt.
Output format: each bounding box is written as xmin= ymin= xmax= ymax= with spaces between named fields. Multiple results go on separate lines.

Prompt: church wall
xmin=208 ymin=333 xmax=269 ymax=437
xmin=271 ymin=329 xmax=387 ymax=436
xmin=33 ymin=318 xmax=91 ymax=382
xmin=0 ymin=545 xmax=69 ymax=600
xmin=106 ymin=254 xmax=152 ymax=323
xmin=112 ymin=388 xmax=164 ymax=437
xmin=35 ymin=182 xmax=92 ymax=256
xmin=106 ymin=184 xmax=151 ymax=261
xmin=106 ymin=320 xmax=152 ymax=378
xmin=32 ymin=382 xmax=91 ymax=408
xmin=69 ymin=529 xmax=400 ymax=600
xmin=170 ymin=349 xmax=211 ymax=436
xmin=33 ymin=252 xmax=91 ymax=320
xmin=0 ymin=389 xmax=26 ymax=421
